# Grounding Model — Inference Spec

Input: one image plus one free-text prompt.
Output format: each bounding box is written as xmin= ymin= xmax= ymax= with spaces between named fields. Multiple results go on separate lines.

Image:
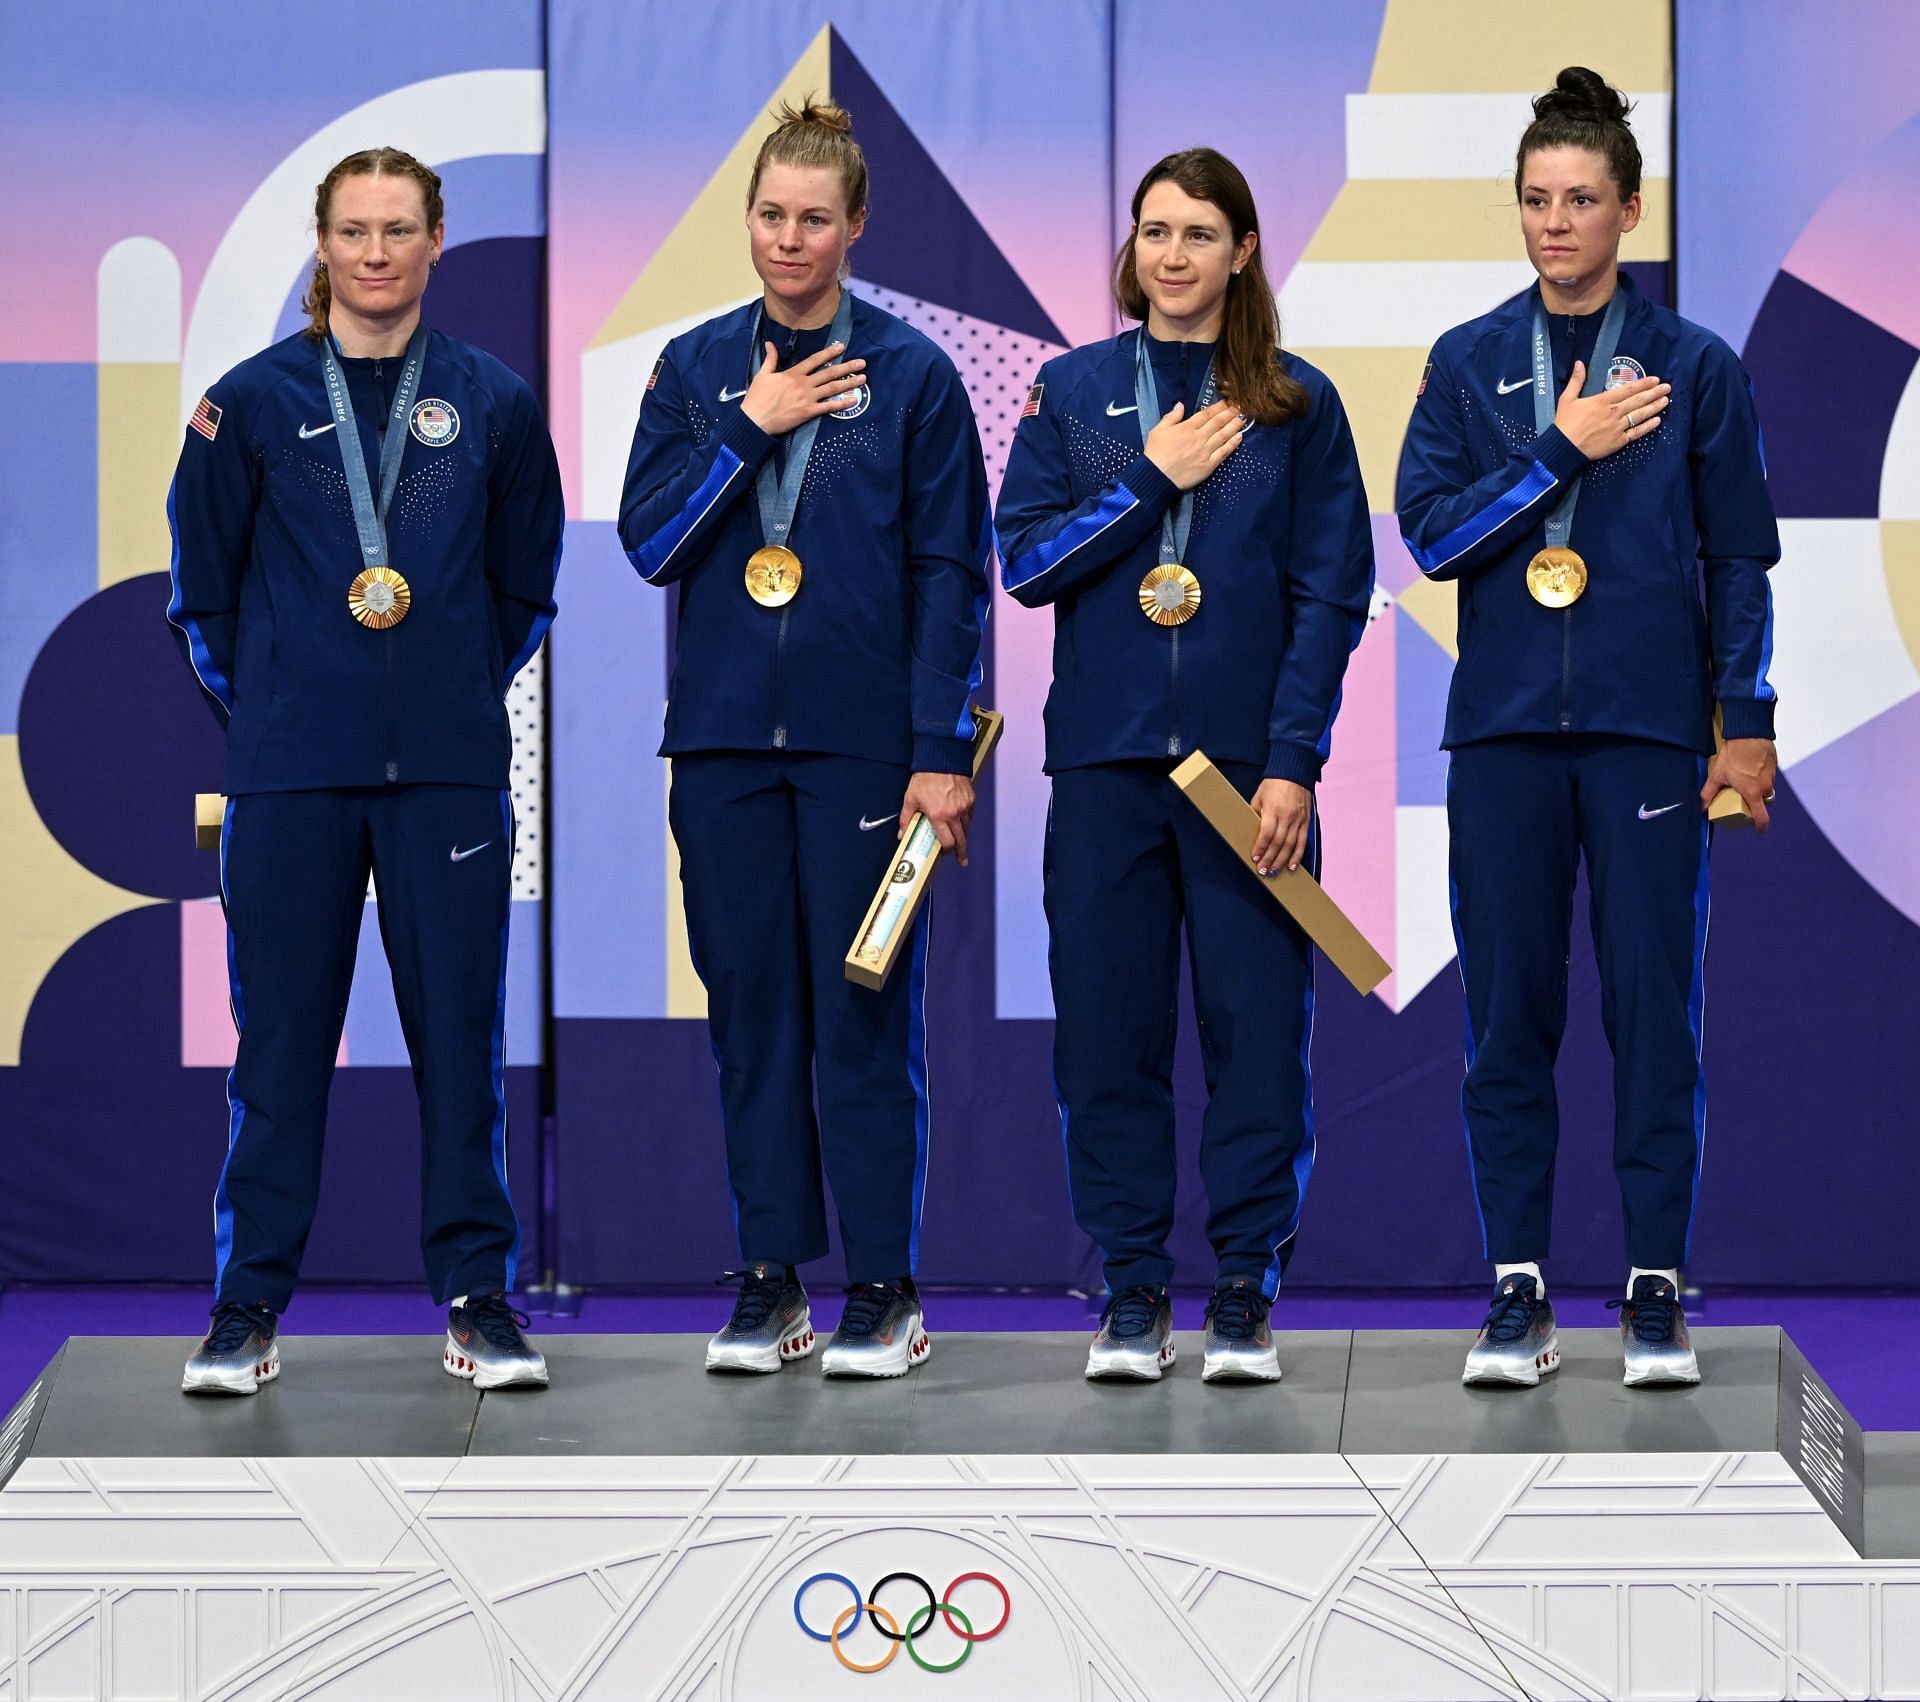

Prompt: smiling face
xmin=1520 ymin=145 xmax=1641 ymax=299
xmin=746 ymin=161 xmax=866 ymax=325
xmin=1131 ymin=180 xmax=1258 ymax=341
xmin=317 ymin=172 xmax=442 ymax=330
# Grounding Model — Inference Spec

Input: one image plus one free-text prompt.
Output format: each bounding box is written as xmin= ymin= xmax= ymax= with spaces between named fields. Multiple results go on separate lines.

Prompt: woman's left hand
xmin=1251 ymin=778 xmax=1312 ymax=875
xmin=902 ymin=772 xmax=976 ymax=866
xmin=1701 ymin=737 xmax=1778 ymax=831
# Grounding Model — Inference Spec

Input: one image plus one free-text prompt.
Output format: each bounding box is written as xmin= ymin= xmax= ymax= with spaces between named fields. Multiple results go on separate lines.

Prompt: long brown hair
xmin=300 ymin=147 xmax=445 ymax=340
xmin=747 ymin=96 xmax=868 ymax=217
xmin=1113 ymin=149 xmax=1306 ymax=427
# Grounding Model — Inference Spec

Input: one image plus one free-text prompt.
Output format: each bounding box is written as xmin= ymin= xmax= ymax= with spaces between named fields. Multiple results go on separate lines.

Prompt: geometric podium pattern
xmin=4 ymin=1327 xmax=1918 ymax=1700
xmin=2 ymin=1450 xmax=1916 ymax=1700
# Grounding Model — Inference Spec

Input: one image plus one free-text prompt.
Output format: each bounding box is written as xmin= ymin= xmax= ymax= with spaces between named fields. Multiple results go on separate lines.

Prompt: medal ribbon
xmin=318 ymin=324 xmax=428 ymax=570
xmin=748 ymin=288 xmax=855 ymax=555
xmin=1133 ymin=330 xmax=1220 ymax=568
xmin=1531 ymin=287 xmax=1628 ymax=555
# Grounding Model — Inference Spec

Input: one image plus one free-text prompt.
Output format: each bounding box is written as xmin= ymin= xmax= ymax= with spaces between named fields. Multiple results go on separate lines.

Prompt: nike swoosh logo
xmin=1495 ymin=377 xmax=1530 ymax=395
xmin=858 ymin=814 xmax=895 ymax=832
xmin=1106 ymin=401 xmax=1138 ymax=415
xmin=719 ymin=385 xmax=748 ymax=402
xmin=298 ymin=421 xmax=337 ymax=438
xmin=449 ymin=842 xmax=493 ymax=862
xmin=1637 ymin=802 xmax=1685 ymax=820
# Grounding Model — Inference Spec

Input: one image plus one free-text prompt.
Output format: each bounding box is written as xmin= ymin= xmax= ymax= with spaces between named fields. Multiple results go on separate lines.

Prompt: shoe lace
xmin=1482 ymin=1279 xmax=1545 ymax=1344
xmin=1607 ymin=1282 xmax=1680 ymax=1344
xmin=1204 ymin=1284 xmax=1269 ymax=1341
xmin=462 ymin=1293 xmax=533 ymax=1352
xmin=204 ymin=1301 xmax=273 ymax=1354
xmin=1100 ymin=1284 xmax=1166 ymax=1340
xmin=837 ymin=1282 xmax=902 ymax=1338
xmin=718 ymin=1267 xmax=787 ymax=1331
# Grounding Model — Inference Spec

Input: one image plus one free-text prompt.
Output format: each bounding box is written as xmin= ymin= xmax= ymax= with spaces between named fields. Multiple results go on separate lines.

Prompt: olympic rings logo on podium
xmin=794 ymin=1570 xmax=1012 ymax=1674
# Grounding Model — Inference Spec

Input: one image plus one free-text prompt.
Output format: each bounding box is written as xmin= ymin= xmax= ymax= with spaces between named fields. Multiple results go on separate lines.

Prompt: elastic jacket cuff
xmin=912 ymin=733 xmax=975 ymax=775
xmin=1531 ymin=424 xmax=1591 ymax=485
xmin=1264 ymin=742 xmax=1325 ymax=786
xmin=1717 ymin=697 xmax=1777 ymax=741
xmin=717 ymin=407 xmax=775 ymax=471
xmin=1118 ymin=452 xmax=1179 ymax=518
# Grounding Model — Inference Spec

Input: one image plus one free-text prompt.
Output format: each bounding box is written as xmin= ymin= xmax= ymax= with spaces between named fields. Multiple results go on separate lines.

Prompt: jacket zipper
xmin=772 ymin=607 xmax=790 ymax=749
xmin=1559 ymin=607 xmax=1574 ymax=732
xmin=1167 ymin=627 xmax=1182 ymax=757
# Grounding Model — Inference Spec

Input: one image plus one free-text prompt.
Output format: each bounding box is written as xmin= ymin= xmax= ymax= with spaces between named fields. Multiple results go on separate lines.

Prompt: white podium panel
xmin=1 ymin=1332 xmax=1914 ymax=1700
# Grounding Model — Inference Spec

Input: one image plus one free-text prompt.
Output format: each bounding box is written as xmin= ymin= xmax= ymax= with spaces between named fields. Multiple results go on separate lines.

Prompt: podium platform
xmin=2 ymin=1329 xmax=1917 ymax=1700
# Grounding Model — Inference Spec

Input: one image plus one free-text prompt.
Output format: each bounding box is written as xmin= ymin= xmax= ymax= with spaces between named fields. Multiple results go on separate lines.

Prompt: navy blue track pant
xmin=1447 ymin=735 xmax=1711 ymax=1268
xmin=1046 ymin=760 xmax=1318 ymax=1299
xmin=216 ymin=785 xmax=519 ymax=1309
xmin=668 ymin=751 xmax=930 ymax=1284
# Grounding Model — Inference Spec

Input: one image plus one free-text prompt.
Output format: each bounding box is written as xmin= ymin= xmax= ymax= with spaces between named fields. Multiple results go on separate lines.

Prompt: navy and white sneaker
xmin=1462 ymin=1274 xmax=1560 ymax=1387
xmin=820 ymin=1279 xmax=930 ymax=1377
xmin=1201 ymin=1278 xmax=1281 ymax=1382
xmin=182 ymin=1302 xmax=280 ymax=1396
xmin=706 ymin=1264 xmax=815 ymax=1372
xmin=1610 ymin=1275 xmax=1701 ymax=1386
xmin=444 ymin=1293 xmax=549 ymax=1390
xmin=1086 ymin=1284 xmax=1175 ymax=1381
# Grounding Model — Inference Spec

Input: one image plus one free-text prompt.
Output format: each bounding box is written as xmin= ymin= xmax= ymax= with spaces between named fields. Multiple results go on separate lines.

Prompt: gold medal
xmin=746 ymin=545 xmax=803 ymax=608
xmin=1526 ymin=547 xmax=1587 ymax=608
xmin=1139 ymin=563 xmax=1202 ymax=626
xmin=348 ymin=565 xmax=411 ymax=629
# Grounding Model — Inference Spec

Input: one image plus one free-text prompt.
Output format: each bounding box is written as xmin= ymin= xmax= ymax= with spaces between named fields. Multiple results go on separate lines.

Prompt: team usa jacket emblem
xmin=832 ymin=381 xmax=871 ymax=420
xmin=1021 ymin=382 xmax=1044 ymax=419
xmin=189 ymin=396 xmax=222 ymax=441
xmin=409 ymin=398 xmax=460 ymax=446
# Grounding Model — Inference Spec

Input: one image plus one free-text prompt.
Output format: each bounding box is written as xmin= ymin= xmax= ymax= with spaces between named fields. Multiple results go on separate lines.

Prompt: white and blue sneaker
xmin=706 ymin=1264 xmax=815 ymax=1373
xmin=1086 ymin=1284 xmax=1175 ymax=1381
xmin=1462 ymin=1274 xmax=1560 ymax=1387
xmin=1610 ymin=1276 xmax=1701 ymax=1386
xmin=444 ymin=1293 xmax=548 ymax=1390
xmin=182 ymin=1302 xmax=280 ymax=1396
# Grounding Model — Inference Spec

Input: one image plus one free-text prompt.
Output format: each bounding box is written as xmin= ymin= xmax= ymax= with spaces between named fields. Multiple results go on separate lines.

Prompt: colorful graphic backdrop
xmin=5 ymin=2 xmax=1916 ymax=1291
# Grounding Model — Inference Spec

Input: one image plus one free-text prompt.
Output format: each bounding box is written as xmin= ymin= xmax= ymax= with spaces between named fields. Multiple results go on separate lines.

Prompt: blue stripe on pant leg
xmin=1262 ymin=810 xmax=1321 ymax=1301
xmin=213 ymin=796 xmax=248 ymax=1295
xmin=905 ymin=895 xmax=933 ymax=1277
xmin=1446 ymin=755 xmax=1493 ymax=1258
xmin=488 ymin=788 xmax=521 ymax=1293
xmin=1683 ymin=771 xmax=1712 ymax=1262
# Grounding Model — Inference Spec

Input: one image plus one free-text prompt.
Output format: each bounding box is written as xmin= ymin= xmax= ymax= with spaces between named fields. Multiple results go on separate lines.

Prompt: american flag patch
xmin=1416 ymin=362 xmax=1431 ymax=398
xmin=1020 ymin=382 xmax=1044 ymax=419
xmin=646 ymin=357 xmax=664 ymax=392
xmin=189 ymin=396 xmax=222 ymax=441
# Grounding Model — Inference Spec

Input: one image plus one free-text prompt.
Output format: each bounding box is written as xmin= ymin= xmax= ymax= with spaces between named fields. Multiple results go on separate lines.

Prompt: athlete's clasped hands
xmin=1553 ymin=359 xmax=1669 ymax=459
xmin=740 ymin=339 xmax=867 ymax=435
xmin=1143 ymin=398 xmax=1246 ymax=490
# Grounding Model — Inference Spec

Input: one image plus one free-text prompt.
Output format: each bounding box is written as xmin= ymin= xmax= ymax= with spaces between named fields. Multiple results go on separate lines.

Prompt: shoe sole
xmin=444 ymin=1336 xmax=549 ymax=1390
xmin=182 ymin=1343 xmax=280 ymax=1396
xmin=1086 ymin=1339 xmax=1176 ymax=1381
xmin=821 ymin=1330 xmax=931 ymax=1379
xmin=1462 ymin=1335 xmax=1561 ymax=1388
xmin=1624 ymin=1356 xmax=1700 ymax=1387
xmin=1201 ymin=1351 xmax=1281 ymax=1383
xmin=706 ymin=1314 xmax=817 ymax=1374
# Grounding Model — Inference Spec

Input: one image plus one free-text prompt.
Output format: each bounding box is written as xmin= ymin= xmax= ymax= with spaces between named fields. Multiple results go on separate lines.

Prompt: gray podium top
xmin=0 ymin=1325 xmax=1846 ymax=1461
xmin=6 ymin=1328 xmax=1908 ymax=1560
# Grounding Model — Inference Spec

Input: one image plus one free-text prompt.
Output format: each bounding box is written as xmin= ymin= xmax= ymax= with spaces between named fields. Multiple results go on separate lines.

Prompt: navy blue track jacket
xmin=618 ymin=295 xmax=991 ymax=775
xmin=167 ymin=328 xmax=563 ymax=792
xmin=995 ymin=330 xmax=1373 ymax=783
xmin=1395 ymin=274 xmax=1779 ymax=751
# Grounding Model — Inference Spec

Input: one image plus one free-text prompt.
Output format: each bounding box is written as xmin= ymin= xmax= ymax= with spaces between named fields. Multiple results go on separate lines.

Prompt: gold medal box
xmin=844 ymin=708 xmax=1003 ymax=991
